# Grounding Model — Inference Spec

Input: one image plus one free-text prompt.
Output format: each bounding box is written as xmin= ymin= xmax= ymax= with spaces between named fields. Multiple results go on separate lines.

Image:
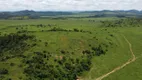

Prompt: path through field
xmin=95 ymin=35 xmax=136 ymax=80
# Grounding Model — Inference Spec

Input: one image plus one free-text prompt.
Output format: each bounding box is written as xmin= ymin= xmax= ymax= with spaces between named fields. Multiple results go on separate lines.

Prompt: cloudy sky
xmin=0 ymin=0 xmax=141 ymax=11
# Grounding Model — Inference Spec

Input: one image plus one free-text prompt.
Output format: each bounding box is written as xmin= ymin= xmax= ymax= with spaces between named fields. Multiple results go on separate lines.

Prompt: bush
xmin=0 ymin=68 xmax=8 ymax=75
xmin=92 ymin=45 xmax=106 ymax=56
xmin=61 ymin=50 xmax=65 ymax=54
xmin=82 ymin=50 xmax=91 ymax=54
xmin=73 ymin=28 xmax=79 ymax=32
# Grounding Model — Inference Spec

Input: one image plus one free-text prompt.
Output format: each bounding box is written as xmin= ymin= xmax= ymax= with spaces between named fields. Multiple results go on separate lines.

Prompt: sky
xmin=0 ymin=0 xmax=141 ymax=11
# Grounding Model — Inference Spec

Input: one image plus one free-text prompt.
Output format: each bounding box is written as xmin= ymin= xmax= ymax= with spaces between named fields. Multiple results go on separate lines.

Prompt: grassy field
xmin=0 ymin=17 xmax=142 ymax=80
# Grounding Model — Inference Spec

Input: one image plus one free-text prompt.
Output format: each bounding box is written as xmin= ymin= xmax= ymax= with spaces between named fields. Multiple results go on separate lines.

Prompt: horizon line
xmin=0 ymin=9 xmax=142 ymax=12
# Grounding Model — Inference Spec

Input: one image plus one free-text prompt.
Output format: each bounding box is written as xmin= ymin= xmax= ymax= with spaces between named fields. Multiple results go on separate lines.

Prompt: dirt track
xmin=95 ymin=35 xmax=136 ymax=80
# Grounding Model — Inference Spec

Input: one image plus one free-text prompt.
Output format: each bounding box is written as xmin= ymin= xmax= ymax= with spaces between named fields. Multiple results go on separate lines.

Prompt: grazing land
xmin=0 ymin=15 xmax=142 ymax=80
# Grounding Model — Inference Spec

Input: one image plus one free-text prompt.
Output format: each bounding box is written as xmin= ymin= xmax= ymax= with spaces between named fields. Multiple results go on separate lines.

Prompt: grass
xmin=0 ymin=17 xmax=142 ymax=80
xmin=103 ymin=27 xmax=142 ymax=80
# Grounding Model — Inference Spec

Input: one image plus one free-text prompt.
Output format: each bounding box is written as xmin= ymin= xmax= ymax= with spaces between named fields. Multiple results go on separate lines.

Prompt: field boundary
xmin=95 ymin=35 xmax=136 ymax=80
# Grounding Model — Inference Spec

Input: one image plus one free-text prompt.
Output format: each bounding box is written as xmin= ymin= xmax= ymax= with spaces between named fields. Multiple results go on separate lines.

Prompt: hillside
xmin=0 ymin=17 xmax=142 ymax=80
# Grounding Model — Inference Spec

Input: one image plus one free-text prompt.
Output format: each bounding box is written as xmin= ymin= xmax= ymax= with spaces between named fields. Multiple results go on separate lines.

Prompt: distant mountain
xmin=0 ymin=12 xmax=12 ymax=19
xmin=13 ymin=10 xmax=36 ymax=15
xmin=0 ymin=10 xmax=73 ymax=19
xmin=81 ymin=9 xmax=142 ymax=14
xmin=0 ymin=10 xmax=142 ymax=19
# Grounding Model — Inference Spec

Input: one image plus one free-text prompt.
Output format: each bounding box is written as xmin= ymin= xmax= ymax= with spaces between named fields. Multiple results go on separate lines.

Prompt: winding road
xmin=95 ymin=35 xmax=136 ymax=80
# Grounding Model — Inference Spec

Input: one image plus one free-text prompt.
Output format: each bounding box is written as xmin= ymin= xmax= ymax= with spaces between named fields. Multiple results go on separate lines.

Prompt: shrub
xmin=73 ymin=28 xmax=79 ymax=32
xmin=0 ymin=68 xmax=8 ymax=75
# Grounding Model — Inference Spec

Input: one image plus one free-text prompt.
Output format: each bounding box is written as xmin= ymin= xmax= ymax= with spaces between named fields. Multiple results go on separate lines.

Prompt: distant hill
xmin=0 ymin=10 xmax=142 ymax=19
xmin=0 ymin=10 xmax=73 ymax=19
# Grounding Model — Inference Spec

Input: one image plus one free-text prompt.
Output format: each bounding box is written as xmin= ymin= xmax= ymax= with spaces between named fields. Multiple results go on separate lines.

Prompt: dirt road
xmin=95 ymin=35 xmax=136 ymax=80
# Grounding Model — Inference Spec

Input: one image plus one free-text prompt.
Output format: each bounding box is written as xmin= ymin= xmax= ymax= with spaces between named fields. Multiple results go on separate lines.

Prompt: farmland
xmin=0 ymin=17 xmax=142 ymax=80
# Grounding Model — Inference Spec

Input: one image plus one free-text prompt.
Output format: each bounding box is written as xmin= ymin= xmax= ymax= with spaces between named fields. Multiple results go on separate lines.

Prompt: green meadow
xmin=0 ymin=17 xmax=142 ymax=80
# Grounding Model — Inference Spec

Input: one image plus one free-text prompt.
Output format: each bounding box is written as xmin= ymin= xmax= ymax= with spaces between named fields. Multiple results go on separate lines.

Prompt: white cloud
xmin=0 ymin=0 xmax=141 ymax=11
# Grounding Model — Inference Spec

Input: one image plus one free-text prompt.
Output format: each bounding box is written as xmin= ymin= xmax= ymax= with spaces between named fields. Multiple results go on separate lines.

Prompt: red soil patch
xmin=60 ymin=56 xmax=63 ymax=60
xmin=55 ymin=55 xmax=63 ymax=60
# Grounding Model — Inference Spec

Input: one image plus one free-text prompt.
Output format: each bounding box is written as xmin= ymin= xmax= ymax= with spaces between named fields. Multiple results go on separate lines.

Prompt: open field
xmin=0 ymin=17 xmax=142 ymax=80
